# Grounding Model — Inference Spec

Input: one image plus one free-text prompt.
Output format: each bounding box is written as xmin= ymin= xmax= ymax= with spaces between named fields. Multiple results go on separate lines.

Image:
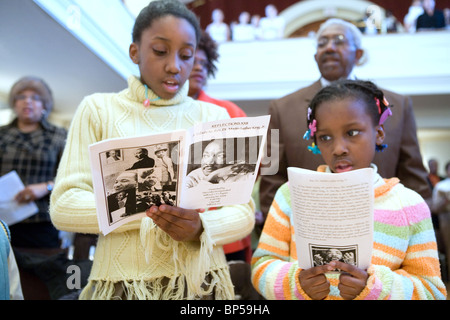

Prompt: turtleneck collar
xmin=126 ymin=76 xmax=189 ymax=107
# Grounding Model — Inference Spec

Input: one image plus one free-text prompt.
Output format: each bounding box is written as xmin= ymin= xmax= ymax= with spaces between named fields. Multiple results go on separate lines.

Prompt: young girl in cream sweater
xmin=50 ymin=0 xmax=254 ymax=300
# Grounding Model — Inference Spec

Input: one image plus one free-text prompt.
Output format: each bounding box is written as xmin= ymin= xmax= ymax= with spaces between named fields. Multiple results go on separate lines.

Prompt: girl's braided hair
xmin=304 ymin=79 xmax=392 ymax=153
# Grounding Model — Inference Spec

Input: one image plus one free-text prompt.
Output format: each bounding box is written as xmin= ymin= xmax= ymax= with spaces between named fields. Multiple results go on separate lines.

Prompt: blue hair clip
xmin=303 ymin=129 xmax=311 ymax=140
xmin=375 ymin=144 xmax=388 ymax=152
xmin=308 ymin=143 xmax=321 ymax=154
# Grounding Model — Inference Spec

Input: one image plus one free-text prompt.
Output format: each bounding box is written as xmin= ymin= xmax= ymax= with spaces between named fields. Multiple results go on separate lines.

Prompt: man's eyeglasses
xmin=317 ymin=34 xmax=348 ymax=48
xmin=15 ymin=94 xmax=43 ymax=103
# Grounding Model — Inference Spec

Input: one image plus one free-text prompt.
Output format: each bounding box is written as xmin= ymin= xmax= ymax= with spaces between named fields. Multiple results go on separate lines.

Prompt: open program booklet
xmin=89 ymin=115 xmax=270 ymax=235
xmin=287 ymin=167 xmax=374 ymax=271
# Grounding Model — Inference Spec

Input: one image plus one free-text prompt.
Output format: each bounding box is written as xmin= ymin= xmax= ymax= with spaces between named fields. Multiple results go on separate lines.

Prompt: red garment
xmin=197 ymin=91 xmax=251 ymax=262
xmin=428 ymin=173 xmax=441 ymax=187
xmin=197 ymin=90 xmax=246 ymax=118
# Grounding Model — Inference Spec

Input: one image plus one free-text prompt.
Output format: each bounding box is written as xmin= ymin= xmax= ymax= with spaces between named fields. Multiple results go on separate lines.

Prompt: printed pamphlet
xmin=89 ymin=116 xmax=270 ymax=235
xmin=287 ymin=167 xmax=374 ymax=271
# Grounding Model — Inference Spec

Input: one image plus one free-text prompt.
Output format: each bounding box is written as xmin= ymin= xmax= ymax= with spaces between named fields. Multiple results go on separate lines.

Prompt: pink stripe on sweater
xmin=293 ymin=286 xmax=305 ymax=300
xmin=374 ymin=202 xmax=429 ymax=227
xmin=275 ymin=263 xmax=293 ymax=300
xmin=363 ymin=276 xmax=383 ymax=300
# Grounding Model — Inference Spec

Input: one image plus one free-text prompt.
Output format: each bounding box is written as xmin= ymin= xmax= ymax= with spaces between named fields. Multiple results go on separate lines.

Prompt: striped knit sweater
xmin=251 ymin=166 xmax=447 ymax=300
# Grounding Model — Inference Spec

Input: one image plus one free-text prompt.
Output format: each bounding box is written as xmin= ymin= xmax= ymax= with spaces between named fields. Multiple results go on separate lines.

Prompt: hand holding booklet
xmin=287 ymin=167 xmax=374 ymax=271
xmin=89 ymin=116 xmax=270 ymax=235
xmin=0 ymin=170 xmax=39 ymax=226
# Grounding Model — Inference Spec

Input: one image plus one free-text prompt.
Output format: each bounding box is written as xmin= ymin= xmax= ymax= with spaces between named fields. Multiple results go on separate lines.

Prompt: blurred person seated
xmin=232 ymin=11 xmax=256 ymax=42
xmin=444 ymin=7 xmax=450 ymax=28
xmin=206 ymin=8 xmax=230 ymax=44
xmin=384 ymin=10 xmax=401 ymax=33
xmin=416 ymin=0 xmax=446 ymax=30
xmin=251 ymin=14 xmax=262 ymax=40
xmin=404 ymin=0 xmax=424 ymax=32
xmin=357 ymin=9 xmax=379 ymax=35
xmin=259 ymin=4 xmax=285 ymax=40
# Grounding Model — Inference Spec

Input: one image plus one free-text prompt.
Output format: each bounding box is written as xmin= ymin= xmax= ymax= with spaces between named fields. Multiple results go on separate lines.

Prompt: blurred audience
xmin=203 ymin=2 xmax=448 ymax=42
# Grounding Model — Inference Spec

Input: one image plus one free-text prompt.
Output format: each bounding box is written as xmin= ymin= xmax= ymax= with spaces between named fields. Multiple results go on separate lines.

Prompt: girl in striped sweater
xmin=251 ymin=79 xmax=447 ymax=300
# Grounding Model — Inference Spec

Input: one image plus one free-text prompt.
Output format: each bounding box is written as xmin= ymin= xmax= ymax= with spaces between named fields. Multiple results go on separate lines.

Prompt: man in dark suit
xmin=416 ymin=0 xmax=446 ymax=30
xmin=259 ymin=18 xmax=431 ymax=219
xmin=128 ymin=148 xmax=155 ymax=170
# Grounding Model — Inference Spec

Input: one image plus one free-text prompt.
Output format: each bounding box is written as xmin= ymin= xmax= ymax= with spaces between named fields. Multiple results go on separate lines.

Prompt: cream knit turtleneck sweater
xmin=50 ymin=76 xmax=255 ymax=299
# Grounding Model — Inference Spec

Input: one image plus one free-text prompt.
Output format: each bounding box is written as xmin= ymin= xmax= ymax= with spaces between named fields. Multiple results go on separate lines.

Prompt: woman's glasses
xmin=15 ymin=94 xmax=43 ymax=103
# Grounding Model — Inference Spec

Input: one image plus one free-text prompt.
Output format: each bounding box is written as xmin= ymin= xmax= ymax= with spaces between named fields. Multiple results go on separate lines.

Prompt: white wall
xmin=206 ymin=31 xmax=450 ymax=102
xmin=419 ymin=130 xmax=450 ymax=177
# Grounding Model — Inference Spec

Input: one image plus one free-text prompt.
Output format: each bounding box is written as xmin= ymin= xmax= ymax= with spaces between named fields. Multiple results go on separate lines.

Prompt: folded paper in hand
xmin=0 ymin=171 xmax=39 ymax=226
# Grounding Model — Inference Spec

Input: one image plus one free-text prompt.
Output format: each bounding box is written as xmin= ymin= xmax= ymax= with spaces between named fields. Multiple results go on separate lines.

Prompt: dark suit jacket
xmin=259 ymin=80 xmax=431 ymax=217
xmin=128 ymin=156 xmax=155 ymax=170
xmin=107 ymin=188 xmax=136 ymax=217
